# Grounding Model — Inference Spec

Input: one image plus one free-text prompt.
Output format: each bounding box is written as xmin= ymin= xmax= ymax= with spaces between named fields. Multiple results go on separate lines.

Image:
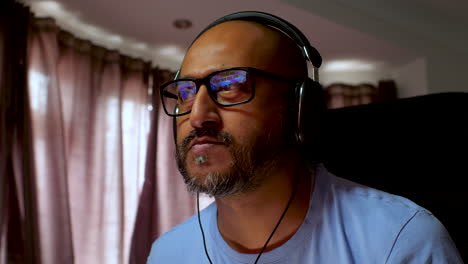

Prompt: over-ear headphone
xmin=173 ymin=11 xmax=326 ymax=155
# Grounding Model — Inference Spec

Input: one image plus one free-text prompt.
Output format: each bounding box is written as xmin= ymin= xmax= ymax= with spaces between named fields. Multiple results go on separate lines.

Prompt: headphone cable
xmin=197 ymin=177 xmax=298 ymax=264
xmin=197 ymin=192 xmax=214 ymax=264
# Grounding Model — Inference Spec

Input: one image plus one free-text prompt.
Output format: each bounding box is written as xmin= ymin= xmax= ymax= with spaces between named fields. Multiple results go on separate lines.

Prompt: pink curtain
xmin=2 ymin=8 xmax=199 ymax=263
xmin=129 ymin=69 xmax=196 ymax=264
xmin=325 ymin=81 xmax=398 ymax=109
xmin=325 ymin=83 xmax=378 ymax=109
xmin=0 ymin=1 xmax=33 ymax=263
xmin=26 ymin=18 xmax=152 ymax=263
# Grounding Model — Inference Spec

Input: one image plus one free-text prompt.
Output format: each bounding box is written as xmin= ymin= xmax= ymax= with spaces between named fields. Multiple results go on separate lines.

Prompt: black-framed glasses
xmin=160 ymin=67 xmax=299 ymax=117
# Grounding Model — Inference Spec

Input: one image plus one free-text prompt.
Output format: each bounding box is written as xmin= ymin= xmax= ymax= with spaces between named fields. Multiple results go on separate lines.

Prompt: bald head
xmin=173 ymin=20 xmax=309 ymax=197
xmin=180 ymin=20 xmax=307 ymax=79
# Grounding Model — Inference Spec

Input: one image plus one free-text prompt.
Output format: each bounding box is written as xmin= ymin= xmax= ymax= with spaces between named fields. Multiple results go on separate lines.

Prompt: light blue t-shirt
xmin=147 ymin=165 xmax=462 ymax=263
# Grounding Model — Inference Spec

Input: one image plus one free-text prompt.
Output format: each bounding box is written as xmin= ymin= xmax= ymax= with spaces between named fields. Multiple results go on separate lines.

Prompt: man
xmin=147 ymin=13 xmax=462 ymax=263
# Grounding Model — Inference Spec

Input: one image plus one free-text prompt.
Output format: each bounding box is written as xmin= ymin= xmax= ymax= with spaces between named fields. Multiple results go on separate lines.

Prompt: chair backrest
xmin=317 ymin=92 xmax=468 ymax=261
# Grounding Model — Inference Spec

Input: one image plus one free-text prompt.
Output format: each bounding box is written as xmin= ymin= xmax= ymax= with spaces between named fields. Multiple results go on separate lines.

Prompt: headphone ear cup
xmin=295 ymin=78 xmax=326 ymax=162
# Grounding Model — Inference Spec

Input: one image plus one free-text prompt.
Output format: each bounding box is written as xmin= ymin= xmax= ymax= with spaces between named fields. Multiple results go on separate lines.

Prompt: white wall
xmin=426 ymin=50 xmax=468 ymax=93
xmin=391 ymin=57 xmax=428 ymax=98
xmin=285 ymin=0 xmax=468 ymax=95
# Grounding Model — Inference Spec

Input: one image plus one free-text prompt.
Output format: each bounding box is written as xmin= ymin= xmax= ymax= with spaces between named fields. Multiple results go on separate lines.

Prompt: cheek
xmin=174 ymin=99 xmax=287 ymax=145
xmin=224 ymin=112 xmax=281 ymax=144
xmin=253 ymin=106 xmax=289 ymax=141
xmin=175 ymin=117 xmax=191 ymax=144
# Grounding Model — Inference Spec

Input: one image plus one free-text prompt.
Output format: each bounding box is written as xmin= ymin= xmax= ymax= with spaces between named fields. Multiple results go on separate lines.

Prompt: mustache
xmin=180 ymin=129 xmax=233 ymax=151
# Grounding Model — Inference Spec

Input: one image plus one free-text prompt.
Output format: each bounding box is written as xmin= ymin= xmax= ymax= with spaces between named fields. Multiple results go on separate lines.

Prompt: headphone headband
xmin=192 ymin=11 xmax=322 ymax=69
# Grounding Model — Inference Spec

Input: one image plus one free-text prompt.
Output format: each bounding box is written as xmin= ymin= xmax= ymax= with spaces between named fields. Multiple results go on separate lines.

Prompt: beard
xmin=175 ymin=117 xmax=288 ymax=197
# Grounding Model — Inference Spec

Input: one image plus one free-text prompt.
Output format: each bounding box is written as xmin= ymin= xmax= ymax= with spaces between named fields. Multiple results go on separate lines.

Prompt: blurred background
xmin=1 ymin=0 xmax=467 ymax=263
xmin=24 ymin=0 xmax=468 ymax=97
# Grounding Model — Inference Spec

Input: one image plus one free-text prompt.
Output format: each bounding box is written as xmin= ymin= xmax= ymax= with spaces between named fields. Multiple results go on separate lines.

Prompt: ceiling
xmin=25 ymin=0 xmax=461 ymax=73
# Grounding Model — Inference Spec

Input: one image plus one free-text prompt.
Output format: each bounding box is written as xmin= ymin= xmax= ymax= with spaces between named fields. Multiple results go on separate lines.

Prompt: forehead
xmin=180 ymin=21 xmax=286 ymax=78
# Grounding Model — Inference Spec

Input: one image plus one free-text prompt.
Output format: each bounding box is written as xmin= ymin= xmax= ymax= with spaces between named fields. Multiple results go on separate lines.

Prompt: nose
xmin=189 ymin=85 xmax=221 ymax=130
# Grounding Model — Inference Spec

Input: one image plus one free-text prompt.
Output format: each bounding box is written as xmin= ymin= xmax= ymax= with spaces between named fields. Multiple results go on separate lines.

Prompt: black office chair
xmin=313 ymin=92 xmax=468 ymax=261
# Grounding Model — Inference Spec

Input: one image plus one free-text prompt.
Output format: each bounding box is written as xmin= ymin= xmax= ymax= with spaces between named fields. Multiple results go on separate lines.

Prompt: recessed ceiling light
xmin=173 ymin=19 xmax=192 ymax=29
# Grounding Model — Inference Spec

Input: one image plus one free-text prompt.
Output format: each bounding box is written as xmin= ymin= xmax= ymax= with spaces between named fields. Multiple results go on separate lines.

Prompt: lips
xmin=187 ymin=136 xmax=226 ymax=151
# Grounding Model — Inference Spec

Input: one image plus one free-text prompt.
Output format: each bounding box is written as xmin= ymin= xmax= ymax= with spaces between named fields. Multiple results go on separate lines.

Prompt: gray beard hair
xmin=175 ymin=128 xmax=284 ymax=197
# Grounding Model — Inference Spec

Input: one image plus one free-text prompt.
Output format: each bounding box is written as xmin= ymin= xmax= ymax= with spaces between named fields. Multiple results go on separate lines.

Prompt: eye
xmin=210 ymin=70 xmax=251 ymax=103
xmin=178 ymin=89 xmax=192 ymax=101
xmin=176 ymin=81 xmax=197 ymax=101
xmin=217 ymin=82 xmax=243 ymax=97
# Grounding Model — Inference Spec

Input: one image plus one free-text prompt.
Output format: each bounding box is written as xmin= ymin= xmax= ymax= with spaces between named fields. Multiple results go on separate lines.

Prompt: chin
xmin=187 ymin=163 xmax=232 ymax=181
xmin=186 ymin=150 xmax=232 ymax=170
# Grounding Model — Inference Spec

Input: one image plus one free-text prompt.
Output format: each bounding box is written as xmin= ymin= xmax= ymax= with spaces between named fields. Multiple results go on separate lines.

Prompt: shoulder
xmin=147 ymin=214 xmax=200 ymax=261
xmin=317 ymin=166 xmax=462 ymax=262
xmin=384 ymin=210 xmax=463 ymax=263
xmin=321 ymin=166 xmax=424 ymax=221
xmin=147 ymin=203 xmax=216 ymax=263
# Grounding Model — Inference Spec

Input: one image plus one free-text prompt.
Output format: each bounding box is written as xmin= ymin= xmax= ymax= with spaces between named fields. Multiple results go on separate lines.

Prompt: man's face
xmin=175 ymin=21 xmax=295 ymax=197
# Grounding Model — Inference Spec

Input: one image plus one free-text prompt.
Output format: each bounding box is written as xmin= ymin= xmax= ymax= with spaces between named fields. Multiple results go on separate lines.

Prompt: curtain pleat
xmin=2 ymin=5 xmax=202 ymax=263
xmin=24 ymin=17 xmax=152 ymax=263
xmin=0 ymin=1 xmax=37 ymax=263
xmin=325 ymin=82 xmax=397 ymax=109
xmin=129 ymin=68 xmax=197 ymax=264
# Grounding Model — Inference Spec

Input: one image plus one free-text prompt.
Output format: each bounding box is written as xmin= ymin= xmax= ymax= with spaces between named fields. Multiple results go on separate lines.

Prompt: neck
xmin=215 ymin=160 xmax=315 ymax=254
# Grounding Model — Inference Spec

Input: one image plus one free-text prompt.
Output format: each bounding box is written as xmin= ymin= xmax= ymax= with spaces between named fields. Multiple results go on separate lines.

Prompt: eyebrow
xmin=179 ymin=67 xmax=234 ymax=80
xmin=178 ymin=73 xmax=196 ymax=79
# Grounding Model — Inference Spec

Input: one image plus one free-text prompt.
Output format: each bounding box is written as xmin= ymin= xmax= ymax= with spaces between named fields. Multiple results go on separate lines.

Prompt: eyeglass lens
xmin=162 ymin=69 xmax=252 ymax=116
